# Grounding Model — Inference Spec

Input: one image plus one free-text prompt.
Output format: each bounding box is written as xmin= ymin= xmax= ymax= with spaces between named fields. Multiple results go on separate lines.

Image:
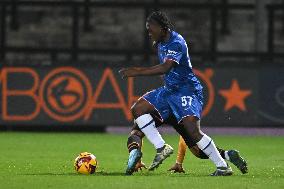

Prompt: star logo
xmin=219 ymin=79 xmax=252 ymax=111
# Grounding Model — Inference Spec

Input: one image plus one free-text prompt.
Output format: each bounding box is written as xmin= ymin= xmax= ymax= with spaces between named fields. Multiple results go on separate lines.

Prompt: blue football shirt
xmin=157 ymin=31 xmax=203 ymax=92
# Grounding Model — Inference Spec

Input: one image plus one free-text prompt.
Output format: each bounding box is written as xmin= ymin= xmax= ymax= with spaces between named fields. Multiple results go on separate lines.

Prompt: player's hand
xmin=168 ymin=163 xmax=185 ymax=173
xmin=118 ymin=68 xmax=136 ymax=79
xmin=134 ymin=160 xmax=147 ymax=172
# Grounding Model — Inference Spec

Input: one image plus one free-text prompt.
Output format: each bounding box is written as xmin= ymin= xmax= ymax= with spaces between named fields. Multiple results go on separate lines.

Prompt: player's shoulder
xmin=172 ymin=31 xmax=186 ymax=42
xmin=170 ymin=31 xmax=186 ymax=46
xmin=166 ymin=31 xmax=185 ymax=51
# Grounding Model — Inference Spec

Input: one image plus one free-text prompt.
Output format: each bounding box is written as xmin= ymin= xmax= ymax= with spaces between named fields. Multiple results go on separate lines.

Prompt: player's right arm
xmin=168 ymin=136 xmax=187 ymax=173
xmin=118 ymin=59 xmax=176 ymax=79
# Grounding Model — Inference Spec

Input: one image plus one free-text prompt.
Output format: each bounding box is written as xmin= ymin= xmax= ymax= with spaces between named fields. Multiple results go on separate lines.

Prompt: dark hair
xmin=147 ymin=11 xmax=174 ymax=31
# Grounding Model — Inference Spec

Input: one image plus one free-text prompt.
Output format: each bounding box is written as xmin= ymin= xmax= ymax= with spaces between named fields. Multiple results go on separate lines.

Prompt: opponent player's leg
xmin=125 ymin=124 xmax=144 ymax=175
xmin=127 ymin=122 xmax=144 ymax=153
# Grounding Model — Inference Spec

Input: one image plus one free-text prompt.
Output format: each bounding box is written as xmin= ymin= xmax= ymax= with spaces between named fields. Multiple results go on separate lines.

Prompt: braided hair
xmin=147 ymin=11 xmax=174 ymax=31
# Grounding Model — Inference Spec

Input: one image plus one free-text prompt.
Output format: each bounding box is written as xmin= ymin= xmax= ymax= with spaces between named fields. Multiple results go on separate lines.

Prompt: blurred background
xmin=0 ymin=0 xmax=283 ymax=134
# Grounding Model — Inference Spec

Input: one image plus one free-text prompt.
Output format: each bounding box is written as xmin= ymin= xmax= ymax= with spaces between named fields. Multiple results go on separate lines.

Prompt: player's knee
xmin=130 ymin=104 xmax=138 ymax=118
xmin=182 ymin=116 xmax=203 ymax=143
xmin=183 ymin=126 xmax=199 ymax=141
xmin=131 ymin=101 xmax=146 ymax=118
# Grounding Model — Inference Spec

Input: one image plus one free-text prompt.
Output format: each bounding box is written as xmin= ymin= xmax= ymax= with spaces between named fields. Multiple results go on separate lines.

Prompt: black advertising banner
xmin=0 ymin=66 xmax=283 ymax=127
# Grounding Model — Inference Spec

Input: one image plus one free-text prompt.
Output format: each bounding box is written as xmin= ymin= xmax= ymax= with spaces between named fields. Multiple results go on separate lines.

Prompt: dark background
xmin=0 ymin=0 xmax=284 ymax=130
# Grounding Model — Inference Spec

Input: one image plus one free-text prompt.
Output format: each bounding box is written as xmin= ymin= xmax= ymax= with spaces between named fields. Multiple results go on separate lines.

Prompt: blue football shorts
xmin=142 ymin=85 xmax=203 ymax=123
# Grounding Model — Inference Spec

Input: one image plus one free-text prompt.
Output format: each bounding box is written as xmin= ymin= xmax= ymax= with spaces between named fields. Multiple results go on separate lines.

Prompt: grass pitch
xmin=0 ymin=132 xmax=283 ymax=189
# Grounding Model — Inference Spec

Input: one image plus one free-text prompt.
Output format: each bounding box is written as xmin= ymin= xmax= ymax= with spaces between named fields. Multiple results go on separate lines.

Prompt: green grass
xmin=0 ymin=132 xmax=283 ymax=189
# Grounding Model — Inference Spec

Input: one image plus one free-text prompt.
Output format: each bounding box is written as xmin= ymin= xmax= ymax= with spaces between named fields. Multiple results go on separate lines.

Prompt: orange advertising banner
xmin=0 ymin=66 xmax=283 ymax=127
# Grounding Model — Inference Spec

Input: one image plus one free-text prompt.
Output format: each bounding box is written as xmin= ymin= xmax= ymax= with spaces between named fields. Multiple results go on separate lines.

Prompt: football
xmin=74 ymin=152 xmax=98 ymax=174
